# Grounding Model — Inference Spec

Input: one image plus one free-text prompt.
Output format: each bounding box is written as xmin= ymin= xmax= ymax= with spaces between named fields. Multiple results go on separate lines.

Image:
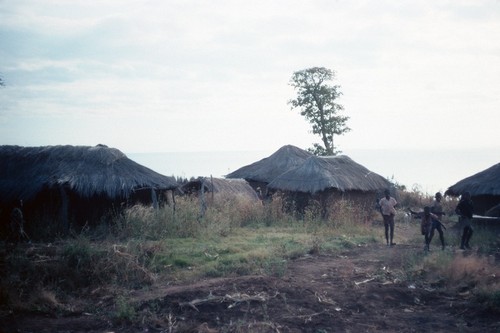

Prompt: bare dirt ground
xmin=2 ymin=227 xmax=500 ymax=333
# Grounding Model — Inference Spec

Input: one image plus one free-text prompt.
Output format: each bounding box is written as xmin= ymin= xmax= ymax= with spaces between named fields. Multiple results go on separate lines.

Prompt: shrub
xmin=114 ymin=295 xmax=137 ymax=322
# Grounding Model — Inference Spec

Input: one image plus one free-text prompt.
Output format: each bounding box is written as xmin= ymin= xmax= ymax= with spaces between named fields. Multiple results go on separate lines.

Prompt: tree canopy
xmin=289 ymin=67 xmax=350 ymax=156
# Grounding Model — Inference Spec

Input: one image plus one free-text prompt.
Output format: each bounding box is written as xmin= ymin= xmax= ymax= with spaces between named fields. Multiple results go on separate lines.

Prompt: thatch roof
xmin=445 ymin=162 xmax=500 ymax=197
xmin=267 ymin=155 xmax=391 ymax=194
xmin=181 ymin=177 xmax=259 ymax=201
xmin=225 ymin=145 xmax=313 ymax=183
xmin=0 ymin=145 xmax=178 ymax=202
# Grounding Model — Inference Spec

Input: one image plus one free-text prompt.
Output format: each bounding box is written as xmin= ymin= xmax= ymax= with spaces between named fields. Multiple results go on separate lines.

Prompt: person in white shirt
xmin=379 ymin=189 xmax=397 ymax=246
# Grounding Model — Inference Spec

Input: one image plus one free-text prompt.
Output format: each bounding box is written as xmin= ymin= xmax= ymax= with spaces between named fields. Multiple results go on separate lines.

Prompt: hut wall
xmin=471 ymin=195 xmax=500 ymax=216
xmin=129 ymin=188 xmax=171 ymax=208
xmin=0 ymin=202 xmax=20 ymax=239
xmin=486 ymin=203 xmax=500 ymax=217
xmin=321 ymin=190 xmax=379 ymax=220
xmin=4 ymin=186 xmax=166 ymax=241
xmin=25 ymin=187 xmax=63 ymax=239
xmin=182 ymin=178 xmax=260 ymax=204
xmin=21 ymin=188 xmax=119 ymax=239
xmin=278 ymin=189 xmax=379 ymax=220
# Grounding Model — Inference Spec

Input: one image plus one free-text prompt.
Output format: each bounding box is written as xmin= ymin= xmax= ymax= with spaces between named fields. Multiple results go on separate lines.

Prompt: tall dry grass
xmin=396 ymin=189 xmax=459 ymax=215
xmin=110 ymin=195 xmax=291 ymax=239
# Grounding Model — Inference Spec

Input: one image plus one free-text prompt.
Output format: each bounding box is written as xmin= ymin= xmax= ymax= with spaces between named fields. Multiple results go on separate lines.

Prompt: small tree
xmin=289 ymin=67 xmax=350 ymax=156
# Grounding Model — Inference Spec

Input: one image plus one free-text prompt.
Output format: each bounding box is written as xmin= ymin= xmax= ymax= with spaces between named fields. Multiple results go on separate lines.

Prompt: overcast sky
xmin=1 ymin=1 xmax=499 ymax=191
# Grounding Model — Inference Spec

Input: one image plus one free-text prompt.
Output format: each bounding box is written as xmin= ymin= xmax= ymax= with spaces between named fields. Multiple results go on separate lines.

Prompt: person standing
xmin=429 ymin=192 xmax=446 ymax=250
xmin=430 ymin=192 xmax=445 ymax=219
xmin=455 ymin=192 xmax=474 ymax=250
xmin=379 ymin=189 xmax=397 ymax=246
xmin=421 ymin=206 xmax=445 ymax=251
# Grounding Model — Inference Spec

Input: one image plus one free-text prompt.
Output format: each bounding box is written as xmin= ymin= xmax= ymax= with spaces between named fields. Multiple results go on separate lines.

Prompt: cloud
xmin=1 ymin=0 xmax=499 ymax=153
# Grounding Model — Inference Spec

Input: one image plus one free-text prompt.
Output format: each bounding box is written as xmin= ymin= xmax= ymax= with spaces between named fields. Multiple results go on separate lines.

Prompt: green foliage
xmin=397 ymin=251 xmax=426 ymax=283
xmin=289 ymin=67 xmax=350 ymax=155
xmin=114 ymin=295 xmax=137 ymax=322
xmin=63 ymin=236 xmax=94 ymax=270
xmin=262 ymin=258 xmax=288 ymax=277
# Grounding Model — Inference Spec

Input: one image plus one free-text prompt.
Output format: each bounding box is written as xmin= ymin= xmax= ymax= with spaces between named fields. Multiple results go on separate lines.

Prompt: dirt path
xmin=2 ymin=233 xmax=499 ymax=332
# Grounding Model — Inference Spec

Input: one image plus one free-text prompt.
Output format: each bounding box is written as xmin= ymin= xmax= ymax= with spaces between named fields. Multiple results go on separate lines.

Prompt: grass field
xmin=1 ymin=193 xmax=499 ymax=331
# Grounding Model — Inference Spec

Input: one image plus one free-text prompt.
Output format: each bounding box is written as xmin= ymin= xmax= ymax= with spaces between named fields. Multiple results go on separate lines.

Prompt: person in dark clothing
xmin=420 ymin=206 xmax=446 ymax=251
xmin=455 ymin=192 xmax=474 ymax=250
xmin=422 ymin=207 xmax=446 ymax=251
xmin=429 ymin=192 xmax=446 ymax=250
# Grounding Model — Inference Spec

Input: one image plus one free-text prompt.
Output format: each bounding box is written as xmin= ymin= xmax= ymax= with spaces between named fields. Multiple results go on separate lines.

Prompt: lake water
xmin=128 ymin=147 xmax=499 ymax=195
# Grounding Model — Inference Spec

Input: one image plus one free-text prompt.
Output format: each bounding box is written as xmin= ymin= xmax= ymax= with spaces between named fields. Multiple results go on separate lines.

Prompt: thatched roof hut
xmin=0 ymin=145 xmax=178 ymax=237
xmin=268 ymin=155 xmax=390 ymax=194
xmin=445 ymin=162 xmax=500 ymax=215
xmin=225 ymin=145 xmax=313 ymax=193
xmin=0 ymin=144 xmax=178 ymax=202
xmin=180 ymin=177 xmax=260 ymax=217
xmin=267 ymin=155 xmax=391 ymax=218
xmin=181 ymin=177 xmax=259 ymax=202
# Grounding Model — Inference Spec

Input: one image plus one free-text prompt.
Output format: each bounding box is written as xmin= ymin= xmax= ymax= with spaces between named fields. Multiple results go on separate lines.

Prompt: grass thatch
xmin=0 ymin=144 xmax=178 ymax=202
xmin=445 ymin=162 xmax=500 ymax=197
xmin=225 ymin=145 xmax=313 ymax=183
xmin=181 ymin=177 xmax=259 ymax=201
xmin=267 ymin=155 xmax=391 ymax=194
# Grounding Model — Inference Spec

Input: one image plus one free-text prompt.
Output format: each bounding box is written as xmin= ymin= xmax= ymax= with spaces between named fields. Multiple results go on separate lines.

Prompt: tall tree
xmin=289 ymin=67 xmax=350 ymax=156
